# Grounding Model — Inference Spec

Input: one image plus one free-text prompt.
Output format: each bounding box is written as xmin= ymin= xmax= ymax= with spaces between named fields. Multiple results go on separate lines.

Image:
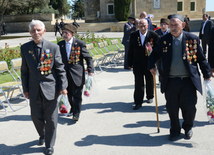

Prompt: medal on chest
xmin=184 ymin=40 xmax=197 ymax=64
xmin=40 ymin=49 xmax=53 ymax=75
xmin=68 ymin=46 xmax=80 ymax=65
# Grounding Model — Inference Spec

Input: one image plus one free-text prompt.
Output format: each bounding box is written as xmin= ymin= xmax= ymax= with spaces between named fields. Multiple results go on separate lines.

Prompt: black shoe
xmin=185 ymin=129 xmax=193 ymax=139
xmin=72 ymin=116 xmax=79 ymax=121
xmin=169 ymin=132 xmax=180 ymax=141
xmin=45 ymin=147 xmax=54 ymax=155
xmin=39 ymin=136 xmax=45 ymax=145
xmin=133 ymin=104 xmax=142 ymax=110
xmin=147 ymin=99 xmax=153 ymax=103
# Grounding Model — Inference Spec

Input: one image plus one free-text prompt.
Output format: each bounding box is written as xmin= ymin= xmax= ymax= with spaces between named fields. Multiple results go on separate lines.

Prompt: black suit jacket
xmin=208 ymin=27 xmax=214 ymax=68
xmin=148 ymin=31 xmax=211 ymax=94
xmin=128 ymin=30 xmax=159 ymax=74
xmin=155 ymin=29 xmax=170 ymax=38
xmin=58 ymin=38 xmax=94 ymax=87
xmin=199 ymin=20 xmax=213 ymax=40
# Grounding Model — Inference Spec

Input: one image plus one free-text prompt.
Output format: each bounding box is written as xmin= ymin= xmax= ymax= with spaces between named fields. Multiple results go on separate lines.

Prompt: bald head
xmin=140 ymin=11 xmax=147 ymax=18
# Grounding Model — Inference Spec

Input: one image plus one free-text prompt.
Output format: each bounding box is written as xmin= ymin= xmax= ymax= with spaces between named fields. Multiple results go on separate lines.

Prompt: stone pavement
xmin=0 ymin=31 xmax=214 ymax=155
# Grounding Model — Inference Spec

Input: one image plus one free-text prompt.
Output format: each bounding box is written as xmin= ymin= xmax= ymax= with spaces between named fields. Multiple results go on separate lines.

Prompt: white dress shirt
xmin=65 ymin=37 xmax=73 ymax=61
xmin=139 ymin=30 xmax=148 ymax=45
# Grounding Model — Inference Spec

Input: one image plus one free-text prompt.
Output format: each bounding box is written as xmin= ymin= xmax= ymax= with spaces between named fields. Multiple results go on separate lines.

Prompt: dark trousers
xmin=202 ymin=37 xmax=209 ymax=56
xmin=134 ymin=69 xmax=154 ymax=105
xmin=55 ymin=29 xmax=61 ymax=36
xmin=67 ymin=73 xmax=83 ymax=117
xmin=124 ymin=45 xmax=129 ymax=69
xmin=30 ymin=88 xmax=58 ymax=148
xmin=165 ymin=78 xmax=197 ymax=134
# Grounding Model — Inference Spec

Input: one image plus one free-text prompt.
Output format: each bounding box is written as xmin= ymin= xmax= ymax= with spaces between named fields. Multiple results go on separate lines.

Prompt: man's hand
xmin=24 ymin=92 xmax=29 ymax=99
xmin=211 ymin=68 xmax=214 ymax=78
xmin=150 ymin=68 xmax=156 ymax=76
xmin=60 ymin=89 xmax=67 ymax=95
xmin=88 ymin=72 xmax=93 ymax=76
xmin=129 ymin=67 xmax=132 ymax=70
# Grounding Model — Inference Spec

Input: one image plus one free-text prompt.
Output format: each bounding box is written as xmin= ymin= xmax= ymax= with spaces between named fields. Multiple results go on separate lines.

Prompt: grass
xmin=0 ymin=70 xmax=21 ymax=84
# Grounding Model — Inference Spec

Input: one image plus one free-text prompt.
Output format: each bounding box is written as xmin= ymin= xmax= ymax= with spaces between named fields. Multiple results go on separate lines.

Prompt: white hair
xmin=29 ymin=19 xmax=45 ymax=31
xmin=138 ymin=18 xmax=148 ymax=25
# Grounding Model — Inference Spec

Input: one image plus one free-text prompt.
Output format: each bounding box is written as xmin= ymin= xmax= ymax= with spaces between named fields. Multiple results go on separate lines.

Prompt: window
xmin=107 ymin=3 xmax=114 ymax=15
xmin=177 ymin=2 xmax=182 ymax=11
xmin=190 ymin=2 xmax=195 ymax=11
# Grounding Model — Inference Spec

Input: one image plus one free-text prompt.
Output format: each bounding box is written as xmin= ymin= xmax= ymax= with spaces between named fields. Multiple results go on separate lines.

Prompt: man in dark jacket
xmin=58 ymin=23 xmax=94 ymax=121
xmin=149 ymin=14 xmax=211 ymax=141
xmin=128 ymin=18 xmax=159 ymax=110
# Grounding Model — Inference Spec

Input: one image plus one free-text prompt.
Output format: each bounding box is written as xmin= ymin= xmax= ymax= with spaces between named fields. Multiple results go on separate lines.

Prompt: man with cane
xmin=148 ymin=14 xmax=211 ymax=141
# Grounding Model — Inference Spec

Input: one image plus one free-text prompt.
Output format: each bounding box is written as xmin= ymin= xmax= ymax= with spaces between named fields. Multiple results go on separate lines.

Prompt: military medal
xmin=40 ymin=49 xmax=52 ymax=75
xmin=68 ymin=44 xmax=81 ymax=65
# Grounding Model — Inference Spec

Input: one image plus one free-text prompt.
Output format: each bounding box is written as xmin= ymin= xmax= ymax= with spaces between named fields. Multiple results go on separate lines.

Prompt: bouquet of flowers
xmin=83 ymin=74 xmax=98 ymax=101
xmin=203 ymin=80 xmax=214 ymax=123
xmin=146 ymin=42 xmax=153 ymax=56
xmin=57 ymin=94 xmax=69 ymax=116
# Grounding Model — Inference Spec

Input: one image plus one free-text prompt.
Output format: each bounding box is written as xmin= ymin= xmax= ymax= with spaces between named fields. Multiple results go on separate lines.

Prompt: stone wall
xmin=84 ymin=0 xmax=100 ymax=23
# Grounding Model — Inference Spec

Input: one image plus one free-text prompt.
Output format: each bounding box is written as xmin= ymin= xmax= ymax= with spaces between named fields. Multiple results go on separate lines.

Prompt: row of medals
xmin=40 ymin=53 xmax=53 ymax=75
xmin=184 ymin=40 xmax=197 ymax=64
xmin=68 ymin=50 xmax=80 ymax=64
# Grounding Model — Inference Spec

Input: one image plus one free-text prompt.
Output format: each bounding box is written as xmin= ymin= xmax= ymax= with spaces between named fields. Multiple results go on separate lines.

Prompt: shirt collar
xmin=34 ymin=38 xmax=44 ymax=48
xmin=139 ymin=30 xmax=148 ymax=37
xmin=172 ymin=32 xmax=183 ymax=41
xmin=66 ymin=37 xmax=73 ymax=44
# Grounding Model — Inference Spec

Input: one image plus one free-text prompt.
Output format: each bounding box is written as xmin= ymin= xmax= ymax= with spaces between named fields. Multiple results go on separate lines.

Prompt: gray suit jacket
xmin=122 ymin=22 xmax=136 ymax=46
xmin=58 ymin=38 xmax=94 ymax=87
xmin=21 ymin=39 xmax=68 ymax=101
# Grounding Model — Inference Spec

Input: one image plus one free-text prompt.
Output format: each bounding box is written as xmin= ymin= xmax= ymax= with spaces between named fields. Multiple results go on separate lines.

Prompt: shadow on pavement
xmin=74 ymin=133 xmax=193 ymax=148
xmin=0 ymin=140 xmax=44 ymax=155
xmin=82 ymin=102 xmax=167 ymax=114
xmin=0 ymin=115 xmax=31 ymax=122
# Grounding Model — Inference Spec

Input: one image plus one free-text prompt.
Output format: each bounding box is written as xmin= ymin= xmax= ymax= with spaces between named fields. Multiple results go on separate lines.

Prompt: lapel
xmin=163 ymin=33 xmax=173 ymax=71
xmin=28 ymin=41 xmax=37 ymax=66
xmin=181 ymin=31 xmax=190 ymax=68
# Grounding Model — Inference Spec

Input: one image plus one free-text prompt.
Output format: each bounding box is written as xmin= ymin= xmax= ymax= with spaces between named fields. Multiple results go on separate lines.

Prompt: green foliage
xmin=49 ymin=0 xmax=71 ymax=17
xmin=0 ymin=43 xmax=21 ymax=69
xmin=114 ymin=0 xmax=132 ymax=21
xmin=71 ymin=0 xmax=84 ymax=19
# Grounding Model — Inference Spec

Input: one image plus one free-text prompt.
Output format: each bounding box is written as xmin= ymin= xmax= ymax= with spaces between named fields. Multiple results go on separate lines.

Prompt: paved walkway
xmin=0 ymin=31 xmax=214 ymax=155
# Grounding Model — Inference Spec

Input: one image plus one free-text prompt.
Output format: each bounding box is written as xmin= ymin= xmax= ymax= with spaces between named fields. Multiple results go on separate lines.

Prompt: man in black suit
xmin=155 ymin=18 xmax=170 ymax=84
xmin=58 ymin=23 xmax=94 ymax=121
xmin=54 ymin=19 xmax=61 ymax=36
xmin=208 ymin=27 xmax=214 ymax=77
xmin=21 ymin=20 xmax=68 ymax=155
xmin=122 ymin=16 xmax=136 ymax=69
xmin=149 ymin=14 xmax=211 ymax=141
xmin=128 ymin=18 xmax=159 ymax=110
xmin=199 ymin=14 xmax=213 ymax=56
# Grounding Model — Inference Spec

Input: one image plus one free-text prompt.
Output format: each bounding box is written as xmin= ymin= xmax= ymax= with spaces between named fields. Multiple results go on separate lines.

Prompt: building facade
xmin=84 ymin=0 xmax=206 ymax=22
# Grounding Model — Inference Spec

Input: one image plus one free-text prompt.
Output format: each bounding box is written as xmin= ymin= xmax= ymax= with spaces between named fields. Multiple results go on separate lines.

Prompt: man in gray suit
xmin=199 ymin=14 xmax=213 ymax=56
xmin=58 ymin=23 xmax=94 ymax=121
xmin=122 ymin=16 xmax=136 ymax=69
xmin=21 ymin=20 xmax=68 ymax=155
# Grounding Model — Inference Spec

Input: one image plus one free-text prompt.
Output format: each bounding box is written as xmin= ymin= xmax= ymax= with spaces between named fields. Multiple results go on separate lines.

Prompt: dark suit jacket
xmin=58 ymin=38 xmax=94 ymax=87
xmin=128 ymin=30 xmax=159 ymax=74
xmin=146 ymin=18 xmax=153 ymax=31
xmin=208 ymin=27 xmax=214 ymax=68
xmin=148 ymin=31 xmax=211 ymax=94
xmin=21 ymin=39 xmax=68 ymax=100
xmin=199 ymin=20 xmax=213 ymax=40
xmin=122 ymin=22 xmax=136 ymax=46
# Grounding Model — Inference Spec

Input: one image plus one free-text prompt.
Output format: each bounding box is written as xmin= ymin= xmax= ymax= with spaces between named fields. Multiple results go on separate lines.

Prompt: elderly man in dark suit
xmin=122 ymin=16 xmax=136 ymax=69
xmin=149 ymin=14 xmax=211 ymax=141
xmin=155 ymin=18 xmax=170 ymax=84
xmin=21 ymin=20 xmax=68 ymax=155
xmin=128 ymin=18 xmax=159 ymax=110
xmin=58 ymin=23 xmax=94 ymax=121
xmin=199 ymin=14 xmax=213 ymax=56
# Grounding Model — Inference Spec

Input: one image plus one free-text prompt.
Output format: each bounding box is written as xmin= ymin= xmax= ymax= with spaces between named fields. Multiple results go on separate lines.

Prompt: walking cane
xmin=153 ymin=74 xmax=160 ymax=133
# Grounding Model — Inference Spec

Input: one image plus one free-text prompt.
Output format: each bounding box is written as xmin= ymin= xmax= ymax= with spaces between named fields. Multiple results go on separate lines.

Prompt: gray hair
xmin=138 ymin=18 xmax=148 ymax=25
xmin=29 ymin=19 xmax=45 ymax=31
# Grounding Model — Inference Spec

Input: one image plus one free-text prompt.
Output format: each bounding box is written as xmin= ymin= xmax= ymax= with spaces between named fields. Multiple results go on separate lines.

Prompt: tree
xmin=71 ymin=0 xmax=84 ymax=19
xmin=49 ymin=0 xmax=71 ymax=17
xmin=114 ymin=0 xmax=132 ymax=21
